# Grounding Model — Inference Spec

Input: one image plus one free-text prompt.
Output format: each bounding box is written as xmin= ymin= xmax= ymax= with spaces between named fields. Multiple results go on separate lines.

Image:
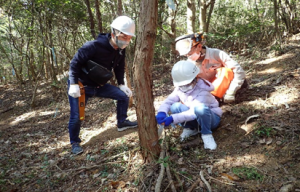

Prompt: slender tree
xmin=85 ymin=0 xmax=96 ymax=39
xmin=187 ymin=0 xmax=196 ymax=33
xmin=133 ymin=0 xmax=160 ymax=162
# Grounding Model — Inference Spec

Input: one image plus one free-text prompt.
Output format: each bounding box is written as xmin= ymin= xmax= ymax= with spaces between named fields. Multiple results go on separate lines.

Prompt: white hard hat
xmin=175 ymin=38 xmax=193 ymax=55
xmin=110 ymin=16 xmax=135 ymax=37
xmin=171 ymin=60 xmax=200 ymax=86
xmin=175 ymin=33 xmax=205 ymax=55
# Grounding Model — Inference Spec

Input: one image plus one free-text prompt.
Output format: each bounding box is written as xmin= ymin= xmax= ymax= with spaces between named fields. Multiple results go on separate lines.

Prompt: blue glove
xmin=162 ymin=116 xmax=173 ymax=126
xmin=156 ymin=112 xmax=167 ymax=124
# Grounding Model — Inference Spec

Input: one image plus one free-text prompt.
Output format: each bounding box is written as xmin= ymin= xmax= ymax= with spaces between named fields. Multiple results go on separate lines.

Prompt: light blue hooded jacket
xmin=158 ymin=78 xmax=222 ymax=124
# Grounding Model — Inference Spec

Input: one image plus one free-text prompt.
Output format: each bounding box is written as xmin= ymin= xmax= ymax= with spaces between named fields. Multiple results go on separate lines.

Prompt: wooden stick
xmin=155 ymin=140 xmax=165 ymax=192
xmin=186 ymin=178 xmax=201 ymax=192
xmin=200 ymin=170 xmax=212 ymax=192
xmin=166 ymin=152 xmax=177 ymax=192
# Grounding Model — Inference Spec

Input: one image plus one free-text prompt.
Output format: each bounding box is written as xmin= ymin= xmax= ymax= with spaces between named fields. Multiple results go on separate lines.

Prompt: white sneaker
xmin=201 ymin=134 xmax=217 ymax=150
xmin=180 ymin=128 xmax=198 ymax=141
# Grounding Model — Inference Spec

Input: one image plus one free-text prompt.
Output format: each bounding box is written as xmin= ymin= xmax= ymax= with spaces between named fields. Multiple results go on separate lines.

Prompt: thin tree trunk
xmin=187 ymin=0 xmax=196 ymax=33
xmin=205 ymin=0 xmax=215 ymax=32
xmin=133 ymin=0 xmax=160 ymax=163
xmin=85 ymin=0 xmax=96 ymax=39
xmin=274 ymin=0 xmax=280 ymax=43
xmin=117 ymin=0 xmax=123 ymax=16
xmin=199 ymin=0 xmax=207 ymax=32
xmin=95 ymin=0 xmax=103 ymax=33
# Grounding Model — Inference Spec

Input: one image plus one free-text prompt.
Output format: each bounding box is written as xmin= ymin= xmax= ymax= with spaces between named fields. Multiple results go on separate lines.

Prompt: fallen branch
xmin=66 ymin=152 xmax=126 ymax=172
xmin=0 ymin=107 xmax=13 ymax=114
xmin=186 ymin=178 xmax=201 ymax=192
xmin=166 ymin=152 xmax=176 ymax=192
xmin=207 ymin=175 xmax=235 ymax=186
xmin=155 ymin=147 xmax=165 ymax=192
xmin=200 ymin=170 xmax=212 ymax=192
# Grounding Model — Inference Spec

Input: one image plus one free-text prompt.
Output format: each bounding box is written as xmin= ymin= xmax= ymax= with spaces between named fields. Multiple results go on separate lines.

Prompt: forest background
xmin=0 ymin=0 xmax=300 ymax=191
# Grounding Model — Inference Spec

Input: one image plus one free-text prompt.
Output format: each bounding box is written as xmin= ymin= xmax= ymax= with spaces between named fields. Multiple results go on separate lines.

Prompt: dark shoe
xmin=117 ymin=120 xmax=138 ymax=132
xmin=72 ymin=143 xmax=83 ymax=155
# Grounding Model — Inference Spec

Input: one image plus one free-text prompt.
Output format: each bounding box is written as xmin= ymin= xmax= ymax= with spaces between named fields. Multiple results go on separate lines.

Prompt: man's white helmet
xmin=110 ymin=16 xmax=135 ymax=36
xmin=171 ymin=60 xmax=200 ymax=87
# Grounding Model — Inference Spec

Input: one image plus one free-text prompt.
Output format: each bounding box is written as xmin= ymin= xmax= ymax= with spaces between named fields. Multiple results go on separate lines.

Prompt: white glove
xmin=119 ymin=85 xmax=132 ymax=97
xmin=224 ymin=93 xmax=235 ymax=103
xmin=68 ymin=84 xmax=81 ymax=98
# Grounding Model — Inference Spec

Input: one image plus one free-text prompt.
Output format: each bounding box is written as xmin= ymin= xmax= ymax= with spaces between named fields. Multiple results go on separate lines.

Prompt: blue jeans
xmin=170 ymin=102 xmax=221 ymax=134
xmin=68 ymin=81 xmax=129 ymax=144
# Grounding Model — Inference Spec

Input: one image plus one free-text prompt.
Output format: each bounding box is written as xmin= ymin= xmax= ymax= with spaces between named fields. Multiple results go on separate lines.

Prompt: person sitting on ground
xmin=155 ymin=60 xmax=222 ymax=150
xmin=67 ymin=16 xmax=138 ymax=155
xmin=175 ymin=32 xmax=246 ymax=103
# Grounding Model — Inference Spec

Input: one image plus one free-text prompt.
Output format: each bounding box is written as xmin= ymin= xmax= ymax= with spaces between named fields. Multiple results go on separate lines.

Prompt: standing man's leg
xmin=94 ymin=84 xmax=137 ymax=131
xmin=68 ymin=81 xmax=87 ymax=154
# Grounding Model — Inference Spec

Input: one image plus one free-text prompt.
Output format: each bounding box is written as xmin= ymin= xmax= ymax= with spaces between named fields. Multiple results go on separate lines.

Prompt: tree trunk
xmin=95 ymin=0 xmax=103 ymax=33
xmin=199 ymin=0 xmax=207 ymax=32
xmin=199 ymin=0 xmax=215 ymax=33
xmin=187 ymin=0 xmax=196 ymax=33
xmin=85 ymin=0 xmax=96 ymax=39
xmin=205 ymin=0 xmax=215 ymax=32
xmin=133 ymin=0 xmax=160 ymax=163
xmin=117 ymin=0 xmax=123 ymax=16
xmin=273 ymin=0 xmax=281 ymax=43
xmin=168 ymin=0 xmax=178 ymax=60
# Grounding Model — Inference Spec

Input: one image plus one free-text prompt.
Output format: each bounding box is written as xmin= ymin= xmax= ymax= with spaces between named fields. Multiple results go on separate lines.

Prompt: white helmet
xmin=171 ymin=60 xmax=200 ymax=86
xmin=110 ymin=16 xmax=135 ymax=37
xmin=175 ymin=32 xmax=205 ymax=55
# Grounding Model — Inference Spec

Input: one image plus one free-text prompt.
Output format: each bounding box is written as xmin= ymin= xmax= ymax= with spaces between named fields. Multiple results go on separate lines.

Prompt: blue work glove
xmin=162 ymin=116 xmax=174 ymax=126
xmin=156 ymin=112 xmax=167 ymax=124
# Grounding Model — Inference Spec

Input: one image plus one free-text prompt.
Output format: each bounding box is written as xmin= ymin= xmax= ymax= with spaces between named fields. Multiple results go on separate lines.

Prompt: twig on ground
xmin=155 ymin=139 xmax=165 ymax=192
xmin=163 ymin=182 xmax=172 ymax=192
xmin=166 ymin=152 xmax=177 ymax=192
xmin=186 ymin=178 xmax=201 ymax=192
xmin=200 ymin=170 xmax=212 ymax=192
xmin=0 ymin=107 xmax=13 ymax=114
xmin=71 ymin=160 xmax=124 ymax=175
xmin=207 ymin=174 xmax=235 ymax=186
xmin=176 ymin=171 xmax=194 ymax=182
xmin=140 ymin=178 xmax=148 ymax=192
xmin=66 ymin=152 xmax=126 ymax=172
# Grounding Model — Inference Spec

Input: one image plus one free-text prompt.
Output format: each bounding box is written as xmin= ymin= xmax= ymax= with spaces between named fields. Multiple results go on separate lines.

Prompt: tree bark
xmin=95 ymin=0 xmax=103 ymax=33
xmin=85 ymin=0 xmax=96 ymax=39
xmin=117 ymin=0 xmax=123 ymax=16
xmin=187 ymin=0 xmax=196 ymax=33
xmin=205 ymin=0 xmax=215 ymax=32
xmin=133 ymin=0 xmax=160 ymax=163
xmin=199 ymin=0 xmax=207 ymax=32
xmin=199 ymin=0 xmax=215 ymax=33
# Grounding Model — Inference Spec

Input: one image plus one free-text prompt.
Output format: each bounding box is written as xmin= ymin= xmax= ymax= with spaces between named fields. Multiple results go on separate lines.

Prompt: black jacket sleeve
xmin=68 ymin=41 xmax=97 ymax=84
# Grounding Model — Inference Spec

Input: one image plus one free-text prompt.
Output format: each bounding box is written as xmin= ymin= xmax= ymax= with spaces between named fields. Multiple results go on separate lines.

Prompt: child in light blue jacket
xmin=156 ymin=60 xmax=222 ymax=150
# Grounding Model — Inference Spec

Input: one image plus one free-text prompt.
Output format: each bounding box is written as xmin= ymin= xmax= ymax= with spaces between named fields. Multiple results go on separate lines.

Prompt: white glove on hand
xmin=224 ymin=93 xmax=235 ymax=103
xmin=119 ymin=85 xmax=132 ymax=97
xmin=68 ymin=84 xmax=81 ymax=98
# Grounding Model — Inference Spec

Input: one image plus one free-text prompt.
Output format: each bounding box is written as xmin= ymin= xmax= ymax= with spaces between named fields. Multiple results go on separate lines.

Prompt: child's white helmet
xmin=171 ymin=60 xmax=200 ymax=86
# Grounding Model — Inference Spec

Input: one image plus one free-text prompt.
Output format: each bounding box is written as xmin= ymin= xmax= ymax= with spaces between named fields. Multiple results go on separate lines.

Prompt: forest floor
xmin=0 ymin=33 xmax=300 ymax=192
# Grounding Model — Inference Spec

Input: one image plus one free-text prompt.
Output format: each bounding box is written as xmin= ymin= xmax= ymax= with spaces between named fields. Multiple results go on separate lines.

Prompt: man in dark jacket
xmin=68 ymin=16 xmax=137 ymax=154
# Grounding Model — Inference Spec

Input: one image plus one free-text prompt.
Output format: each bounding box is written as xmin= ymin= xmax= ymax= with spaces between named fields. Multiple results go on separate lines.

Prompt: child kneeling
xmin=156 ymin=60 xmax=222 ymax=150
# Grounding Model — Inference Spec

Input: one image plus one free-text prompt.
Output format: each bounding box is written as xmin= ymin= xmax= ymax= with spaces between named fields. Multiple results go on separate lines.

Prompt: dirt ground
xmin=0 ymin=34 xmax=299 ymax=192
